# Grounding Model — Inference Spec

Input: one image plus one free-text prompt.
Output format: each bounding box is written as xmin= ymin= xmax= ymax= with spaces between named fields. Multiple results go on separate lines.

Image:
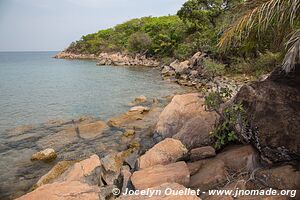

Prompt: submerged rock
xmin=138 ymin=138 xmax=188 ymax=169
xmin=31 ymin=148 xmax=57 ymax=162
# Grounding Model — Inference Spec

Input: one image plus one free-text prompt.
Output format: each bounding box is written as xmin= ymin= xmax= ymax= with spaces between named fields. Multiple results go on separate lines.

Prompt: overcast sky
xmin=0 ymin=0 xmax=186 ymax=51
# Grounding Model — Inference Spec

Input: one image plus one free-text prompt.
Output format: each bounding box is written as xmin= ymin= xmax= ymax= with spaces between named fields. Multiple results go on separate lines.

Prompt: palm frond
xmin=282 ymin=29 xmax=300 ymax=73
xmin=218 ymin=0 xmax=300 ymax=48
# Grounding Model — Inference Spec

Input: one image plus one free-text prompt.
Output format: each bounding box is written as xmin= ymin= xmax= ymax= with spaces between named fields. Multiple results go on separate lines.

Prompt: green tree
xmin=128 ymin=32 xmax=152 ymax=54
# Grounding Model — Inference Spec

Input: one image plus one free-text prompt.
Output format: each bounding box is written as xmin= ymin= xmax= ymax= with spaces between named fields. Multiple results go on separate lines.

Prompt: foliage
xmin=128 ymin=32 xmax=152 ymax=54
xmin=219 ymin=0 xmax=300 ymax=72
xmin=66 ymin=16 xmax=188 ymax=58
xmin=205 ymin=87 xmax=247 ymax=149
xmin=204 ymin=58 xmax=226 ymax=76
xmin=228 ymin=51 xmax=282 ymax=77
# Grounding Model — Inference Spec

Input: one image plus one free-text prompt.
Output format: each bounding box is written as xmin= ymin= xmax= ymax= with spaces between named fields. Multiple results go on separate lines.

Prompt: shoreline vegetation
xmin=8 ymin=0 xmax=300 ymax=199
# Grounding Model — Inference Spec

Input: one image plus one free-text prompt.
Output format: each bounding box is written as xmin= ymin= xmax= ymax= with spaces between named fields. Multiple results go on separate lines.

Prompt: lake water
xmin=0 ymin=51 xmax=188 ymax=199
xmin=0 ymin=51 xmax=183 ymax=133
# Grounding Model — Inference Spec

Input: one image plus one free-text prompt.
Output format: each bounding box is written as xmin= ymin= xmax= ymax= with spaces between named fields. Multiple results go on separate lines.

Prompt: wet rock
xmin=131 ymin=161 xmax=190 ymax=190
xmin=31 ymin=148 xmax=57 ymax=162
xmin=16 ymin=181 xmax=100 ymax=200
xmin=117 ymin=183 xmax=201 ymax=200
xmin=134 ymin=95 xmax=147 ymax=104
xmin=234 ymin=67 xmax=300 ymax=162
xmin=138 ymin=138 xmax=187 ymax=169
xmin=108 ymin=110 xmax=144 ymax=128
xmin=130 ymin=106 xmax=150 ymax=113
xmin=156 ymin=93 xmax=218 ymax=149
xmin=78 ymin=121 xmax=108 ymax=139
xmin=189 ymin=159 xmax=227 ymax=191
xmin=123 ymin=129 xmax=135 ymax=137
xmin=33 ymin=161 xmax=76 ymax=188
xmin=217 ymin=145 xmax=260 ymax=173
xmin=189 ymin=146 xmax=216 ymax=161
xmin=256 ymin=165 xmax=300 ymax=189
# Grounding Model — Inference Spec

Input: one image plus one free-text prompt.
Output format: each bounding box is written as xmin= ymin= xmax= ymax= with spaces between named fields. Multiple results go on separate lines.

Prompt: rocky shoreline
xmin=54 ymin=51 xmax=246 ymax=95
xmin=6 ymin=53 xmax=299 ymax=200
xmin=54 ymin=52 xmax=160 ymax=67
xmin=11 ymin=67 xmax=300 ymax=199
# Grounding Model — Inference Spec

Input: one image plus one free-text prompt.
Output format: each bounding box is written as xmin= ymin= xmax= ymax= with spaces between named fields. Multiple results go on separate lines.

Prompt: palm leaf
xmin=282 ymin=29 xmax=300 ymax=72
xmin=219 ymin=0 xmax=300 ymax=72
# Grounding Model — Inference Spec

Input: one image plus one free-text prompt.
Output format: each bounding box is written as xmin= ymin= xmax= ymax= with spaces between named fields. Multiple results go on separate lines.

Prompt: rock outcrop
xmin=234 ymin=67 xmax=300 ymax=163
xmin=138 ymin=138 xmax=188 ymax=169
xmin=155 ymin=93 xmax=218 ymax=149
xmin=54 ymin=52 xmax=160 ymax=67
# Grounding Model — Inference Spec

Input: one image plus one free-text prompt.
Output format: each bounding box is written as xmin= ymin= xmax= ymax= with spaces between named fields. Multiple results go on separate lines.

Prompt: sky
xmin=0 ymin=0 xmax=186 ymax=51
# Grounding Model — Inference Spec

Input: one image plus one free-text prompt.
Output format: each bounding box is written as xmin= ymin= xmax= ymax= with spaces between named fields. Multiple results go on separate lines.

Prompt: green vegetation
xmin=204 ymin=87 xmax=247 ymax=149
xmin=66 ymin=0 xmax=300 ymax=75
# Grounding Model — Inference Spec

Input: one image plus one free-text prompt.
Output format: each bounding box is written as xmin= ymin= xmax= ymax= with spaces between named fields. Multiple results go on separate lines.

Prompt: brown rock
xmin=31 ymin=148 xmax=57 ymax=162
xmin=190 ymin=146 xmax=216 ymax=161
xmin=187 ymin=160 xmax=207 ymax=176
xmin=108 ymin=110 xmax=144 ymax=128
xmin=62 ymin=154 xmax=102 ymax=182
xmin=33 ymin=161 xmax=76 ymax=188
xmin=117 ymin=183 xmax=201 ymax=200
xmin=189 ymin=159 xmax=227 ymax=191
xmin=256 ymin=165 xmax=300 ymax=189
xmin=131 ymin=161 xmax=190 ymax=190
xmin=217 ymin=145 xmax=259 ymax=173
xmin=234 ymin=67 xmax=300 ymax=162
xmin=17 ymin=155 xmax=102 ymax=200
xmin=78 ymin=121 xmax=108 ymax=139
xmin=138 ymin=138 xmax=188 ymax=169
xmin=156 ymin=93 xmax=218 ymax=149
xmin=16 ymin=181 xmax=100 ymax=200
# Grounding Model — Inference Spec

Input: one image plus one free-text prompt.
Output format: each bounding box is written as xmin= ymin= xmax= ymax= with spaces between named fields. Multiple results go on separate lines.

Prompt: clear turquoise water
xmin=0 ymin=51 xmax=183 ymax=132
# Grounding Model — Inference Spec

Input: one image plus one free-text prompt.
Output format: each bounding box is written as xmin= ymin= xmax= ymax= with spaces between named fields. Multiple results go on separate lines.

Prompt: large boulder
xmin=131 ymin=161 xmax=190 ymax=190
xmin=155 ymin=93 xmax=218 ymax=149
xmin=17 ymin=155 xmax=102 ymax=200
xmin=189 ymin=159 xmax=227 ymax=191
xmin=217 ymin=145 xmax=260 ymax=173
xmin=138 ymin=138 xmax=188 ymax=169
xmin=17 ymin=181 xmax=100 ymax=200
xmin=234 ymin=67 xmax=300 ymax=162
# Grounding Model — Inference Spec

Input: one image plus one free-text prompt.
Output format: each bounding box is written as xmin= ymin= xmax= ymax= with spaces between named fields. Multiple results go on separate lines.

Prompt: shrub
xmin=128 ymin=32 xmax=152 ymax=54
